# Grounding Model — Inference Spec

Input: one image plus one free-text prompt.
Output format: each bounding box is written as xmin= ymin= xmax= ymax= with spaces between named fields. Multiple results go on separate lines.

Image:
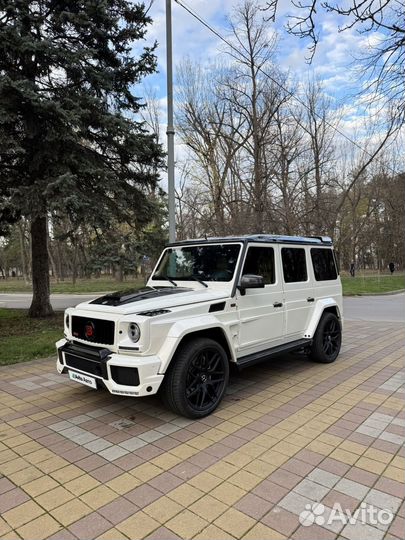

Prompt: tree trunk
xmin=56 ymin=240 xmax=65 ymax=281
xmin=28 ymin=216 xmax=54 ymax=317
xmin=18 ymin=222 xmax=29 ymax=285
xmin=115 ymin=263 xmax=124 ymax=282
xmin=72 ymin=242 xmax=78 ymax=285
xmin=48 ymin=242 xmax=59 ymax=283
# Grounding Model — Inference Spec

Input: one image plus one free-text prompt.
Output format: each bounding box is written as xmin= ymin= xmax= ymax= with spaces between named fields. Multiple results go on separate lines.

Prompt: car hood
xmin=74 ymin=286 xmax=228 ymax=315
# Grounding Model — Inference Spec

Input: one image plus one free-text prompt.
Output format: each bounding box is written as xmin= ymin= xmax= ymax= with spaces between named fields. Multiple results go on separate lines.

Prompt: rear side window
xmin=281 ymin=248 xmax=307 ymax=282
xmin=311 ymin=248 xmax=338 ymax=281
xmin=242 ymin=247 xmax=275 ymax=284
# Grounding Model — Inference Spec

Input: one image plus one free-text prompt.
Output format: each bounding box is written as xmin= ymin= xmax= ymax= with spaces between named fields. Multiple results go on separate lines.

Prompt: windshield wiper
xmin=157 ymin=275 xmax=178 ymax=287
xmin=189 ymin=274 xmax=208 ymax=288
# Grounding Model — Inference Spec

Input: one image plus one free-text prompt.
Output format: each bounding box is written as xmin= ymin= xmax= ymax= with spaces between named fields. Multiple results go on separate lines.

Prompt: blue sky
xmin=137 ymin=0 xmax=393 ymax=180
xmin=143 ymin=1 xmax=374 ymax=116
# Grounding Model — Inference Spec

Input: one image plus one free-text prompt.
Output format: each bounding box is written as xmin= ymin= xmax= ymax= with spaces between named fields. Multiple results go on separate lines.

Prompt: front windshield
xmin=152 ymin=243 xmax=241 ymax=283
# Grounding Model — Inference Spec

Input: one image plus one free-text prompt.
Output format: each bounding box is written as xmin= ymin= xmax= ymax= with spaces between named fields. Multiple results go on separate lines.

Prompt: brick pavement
xmin=0 ymin=320 xmax=403 ymax=540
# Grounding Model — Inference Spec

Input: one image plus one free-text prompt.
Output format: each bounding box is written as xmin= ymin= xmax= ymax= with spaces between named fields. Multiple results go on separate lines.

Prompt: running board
xmin=236 ymin=338 xmax=312 ymax=370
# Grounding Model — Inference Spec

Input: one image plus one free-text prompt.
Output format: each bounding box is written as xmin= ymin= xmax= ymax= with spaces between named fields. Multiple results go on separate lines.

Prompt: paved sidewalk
xmin=0 ymin=320 xmax=404 ymax=540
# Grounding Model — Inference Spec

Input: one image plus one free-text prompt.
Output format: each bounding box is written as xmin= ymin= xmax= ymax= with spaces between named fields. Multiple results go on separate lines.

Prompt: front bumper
xmin=56 ymin=339 xmax=164 ymax=397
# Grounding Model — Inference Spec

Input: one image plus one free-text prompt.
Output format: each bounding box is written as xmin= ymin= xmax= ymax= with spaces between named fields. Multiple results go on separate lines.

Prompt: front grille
xmin=71 ymin=316 xmax=115 ymax=345
xmin=65 ymin=352 xmax=103 ymax=377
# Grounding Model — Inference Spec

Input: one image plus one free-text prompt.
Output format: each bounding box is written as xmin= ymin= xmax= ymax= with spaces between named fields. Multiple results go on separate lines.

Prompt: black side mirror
xmin=238 ymin=274 xmax=265 ymax=295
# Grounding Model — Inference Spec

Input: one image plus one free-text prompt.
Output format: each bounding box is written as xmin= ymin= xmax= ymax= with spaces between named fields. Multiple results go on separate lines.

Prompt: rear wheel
xmin=309 ymin=312 xmax=341 ymax=363
xmin=160 ymin=337 xmax=229 ymax=418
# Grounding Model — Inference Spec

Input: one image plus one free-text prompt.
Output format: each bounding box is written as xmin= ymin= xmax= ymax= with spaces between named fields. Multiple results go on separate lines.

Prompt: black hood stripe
xmin=90 ymin=286 xmax=192 ymax=307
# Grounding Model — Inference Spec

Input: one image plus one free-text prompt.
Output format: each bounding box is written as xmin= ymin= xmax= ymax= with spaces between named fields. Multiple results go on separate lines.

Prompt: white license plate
xmin=68 ymin=370 xmax=97 ymax=389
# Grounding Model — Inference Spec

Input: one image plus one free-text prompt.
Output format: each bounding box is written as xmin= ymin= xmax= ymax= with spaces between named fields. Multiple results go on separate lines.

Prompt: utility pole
xmin=166 ymin=0 xmax=176 ymax=242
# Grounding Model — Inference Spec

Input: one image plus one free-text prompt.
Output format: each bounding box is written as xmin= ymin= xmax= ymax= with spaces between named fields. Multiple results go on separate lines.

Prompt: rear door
xmin=236 ymin=244 xmax=285 ymax=356
xmin=281 ymin=246 xmax=315 ymax=340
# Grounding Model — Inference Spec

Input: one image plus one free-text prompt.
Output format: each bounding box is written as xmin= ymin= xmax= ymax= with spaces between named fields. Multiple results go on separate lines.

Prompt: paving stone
xmin=0 ymin=488 xmax=30 ymax=513
xmin=356 ymin=425 xmax=382 ymax=438
xmin=341 ymin=520 xmax=385 ymax=540
xmin=293 ymin=479 xmax=330 ymax=501
xmin=335 ymin=478 xmax=370 ymax=500
xmin=235 ymin=493 xmax=273 ymax=520
xmin=364 ymin=488 xmax=402 ymax=513
xmin=119 ymin=437 xmax=147 ymax=451
xmin=278 ymin=490 xmax=312 ymax=516
xmin=83 ymin=438 xmax=113 ymax=453
xmin=262 ymin=506 xmax=299 ymax=536
xmin=49 ymin=421 xmax=73 ymax=432
xmin=97 ymin=445 xmax=129 ymax=461
xmin=69 ymin=512 xmax=111 ymax=538
xmin=379 ymin=431 xmax=404 ymax=445
xmin=138 ymin=430 xmax=165 ymax=443
xmin=1 ymin=319 xmax=403 ymax=540
xmin=307 ymin=468 xmax=340 ymax=488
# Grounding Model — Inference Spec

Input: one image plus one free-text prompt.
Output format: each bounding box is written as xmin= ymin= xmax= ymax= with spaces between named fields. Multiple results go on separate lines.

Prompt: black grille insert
xmin=65 ymin=352 xmax=103 ymax=377
xmin=110 ymin=366 xmax=140 ymax=386
xmin=71 ymin=316 xmax=114 ymax=345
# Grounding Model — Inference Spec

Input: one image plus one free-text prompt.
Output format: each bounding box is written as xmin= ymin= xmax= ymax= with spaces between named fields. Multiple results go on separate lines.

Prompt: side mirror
xmin=238 ymin=274 xmax=265 ymax=295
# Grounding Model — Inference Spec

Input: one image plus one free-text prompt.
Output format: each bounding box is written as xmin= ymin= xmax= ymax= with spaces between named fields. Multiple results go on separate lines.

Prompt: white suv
xmin=56 ymin=235 xmax=343 ymax=418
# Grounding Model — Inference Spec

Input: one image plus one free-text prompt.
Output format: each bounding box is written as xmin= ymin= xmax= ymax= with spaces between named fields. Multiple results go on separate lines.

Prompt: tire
xmin=160 ymin=337 xmax=229 ymax=418
xmin=309 ymin=312 xmax=342 ymax=363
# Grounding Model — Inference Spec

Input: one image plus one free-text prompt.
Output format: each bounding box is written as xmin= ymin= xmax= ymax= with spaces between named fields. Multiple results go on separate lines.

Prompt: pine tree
xmin=0 ymin=1 xmax=163 ymax=316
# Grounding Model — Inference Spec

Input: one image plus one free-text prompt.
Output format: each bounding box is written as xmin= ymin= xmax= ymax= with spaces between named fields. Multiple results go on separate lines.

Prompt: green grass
xmin=341 ymin=274 xmax=405 ymax=296
xmin=0 ymin=308 xmax=64 ymax=365
xmin=1 ymin=274 xmax=404 ymax=296
xmin=0 ymin=277 xmax=145 ymax=294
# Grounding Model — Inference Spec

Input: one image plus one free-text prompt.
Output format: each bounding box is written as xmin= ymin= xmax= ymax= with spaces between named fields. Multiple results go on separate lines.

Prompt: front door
xmin=236 ymin=244 xmax=285 ymax=357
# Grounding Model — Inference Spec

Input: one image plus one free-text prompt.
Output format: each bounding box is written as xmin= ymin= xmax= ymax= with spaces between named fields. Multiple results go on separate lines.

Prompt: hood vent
xmin=137 ymin=309 xmax=171 ymax=317
xmin=209 ymin=302 xmax=226 ymax=313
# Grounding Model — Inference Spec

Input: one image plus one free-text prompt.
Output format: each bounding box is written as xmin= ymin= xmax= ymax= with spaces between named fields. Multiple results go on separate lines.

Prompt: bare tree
xmin=262 ymin=1 xmax=405 ymax=124
xmin=177 ymin=59 xmax=248 ymax=235
xmin=221 ymin=0 xmax=283 ymax=232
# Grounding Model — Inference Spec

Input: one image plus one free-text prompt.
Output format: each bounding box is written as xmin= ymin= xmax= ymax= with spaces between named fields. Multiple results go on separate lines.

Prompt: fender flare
xmin=157 ymin=315 xmax=236 ymax=373
xmin=304 ymin=298 xmax=341 ymax=339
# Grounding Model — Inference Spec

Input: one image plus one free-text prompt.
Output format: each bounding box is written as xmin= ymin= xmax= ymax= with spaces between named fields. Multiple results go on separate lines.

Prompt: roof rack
xmin=168 ymin=234 xmax=334 ymax=247
xmin=310 ymin=236 xmax=332 ymax=244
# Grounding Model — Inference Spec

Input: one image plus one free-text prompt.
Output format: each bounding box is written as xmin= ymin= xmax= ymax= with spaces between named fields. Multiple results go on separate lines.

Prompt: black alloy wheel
xmin=185 ymin=348 xmax=227 ymax=413
xmin=309 ymin=312 xmax=342 ymax=363
xmin=322 ymin=316 xmax=341 ymax=357
xmin=160 ymin=337 xmax=229 ymax=418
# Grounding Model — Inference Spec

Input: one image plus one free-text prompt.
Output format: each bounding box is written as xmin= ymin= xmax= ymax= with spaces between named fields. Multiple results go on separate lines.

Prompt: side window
xmin=311 ymin=248 xmax=338 ymax=281
xmin=281 ymin=248 xmax=307 ymax=283
xmin=242 ymin=247 xmax=275 ymax=284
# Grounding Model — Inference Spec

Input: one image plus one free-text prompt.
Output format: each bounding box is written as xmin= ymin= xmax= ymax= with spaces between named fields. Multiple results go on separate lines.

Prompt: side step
xmin=236 ymin=338 xmax=312 ymax=370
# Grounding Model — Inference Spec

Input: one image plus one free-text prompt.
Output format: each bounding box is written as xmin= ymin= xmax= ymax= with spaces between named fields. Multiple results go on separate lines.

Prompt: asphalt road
xmin=0 ymin=291 xmax=404 ymax=322
xmin=343 ymin=292 xmax=405 ymax=323
xmin=0 ymin=293 xmax=99 ymax=311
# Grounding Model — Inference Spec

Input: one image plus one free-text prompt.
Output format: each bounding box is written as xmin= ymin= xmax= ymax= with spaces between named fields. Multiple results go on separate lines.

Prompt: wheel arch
xmin=175 ymin=328 xmax=233 ymax=363
xmin=158 ymin=317 xmax=235 ymax=373
xmin=305 ymin=298 xmax=342 ymax=339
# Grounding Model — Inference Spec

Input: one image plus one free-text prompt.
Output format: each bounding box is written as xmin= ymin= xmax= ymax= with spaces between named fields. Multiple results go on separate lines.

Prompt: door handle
xmin=273 ymin=302 xmax=283 ymax=308
xmin=307 ymin=297 xmax=315 ymax=302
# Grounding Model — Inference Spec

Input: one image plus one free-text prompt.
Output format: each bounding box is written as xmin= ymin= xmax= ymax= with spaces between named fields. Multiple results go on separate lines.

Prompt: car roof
xmin=167 ymin=234 xmax=333 ymax=247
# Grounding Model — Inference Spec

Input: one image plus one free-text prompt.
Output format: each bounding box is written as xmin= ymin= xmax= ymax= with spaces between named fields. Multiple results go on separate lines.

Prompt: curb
xmin=346 ymin=289 xmax=405 ymax=297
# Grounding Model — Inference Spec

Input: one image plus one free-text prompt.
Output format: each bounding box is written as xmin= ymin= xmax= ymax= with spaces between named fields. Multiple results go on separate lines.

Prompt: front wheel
xmin=160 ymin=338 xmax=229 ymax=418
xmin=309 ymin=312 xmax=342 ymax=363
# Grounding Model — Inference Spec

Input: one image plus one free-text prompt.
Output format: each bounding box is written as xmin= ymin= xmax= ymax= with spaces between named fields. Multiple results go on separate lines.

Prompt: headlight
xmin=128 ymin=323 xmax=140 ymax=343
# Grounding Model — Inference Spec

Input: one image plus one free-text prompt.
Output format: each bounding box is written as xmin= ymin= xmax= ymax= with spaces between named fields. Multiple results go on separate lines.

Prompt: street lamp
xmin=166 ymin=0 xmax=176 ymax=242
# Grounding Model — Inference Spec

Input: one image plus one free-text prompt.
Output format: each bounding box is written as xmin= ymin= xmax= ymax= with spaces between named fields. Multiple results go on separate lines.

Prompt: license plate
xmin=68 ymin=370 xmax=97 ymax=389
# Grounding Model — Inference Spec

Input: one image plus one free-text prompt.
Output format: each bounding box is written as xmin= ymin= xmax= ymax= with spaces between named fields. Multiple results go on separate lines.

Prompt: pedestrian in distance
xmin=389 ymin=262 xmax=395 ymax=275
xmin=350 ymin=262 xmax=355 ymax=277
